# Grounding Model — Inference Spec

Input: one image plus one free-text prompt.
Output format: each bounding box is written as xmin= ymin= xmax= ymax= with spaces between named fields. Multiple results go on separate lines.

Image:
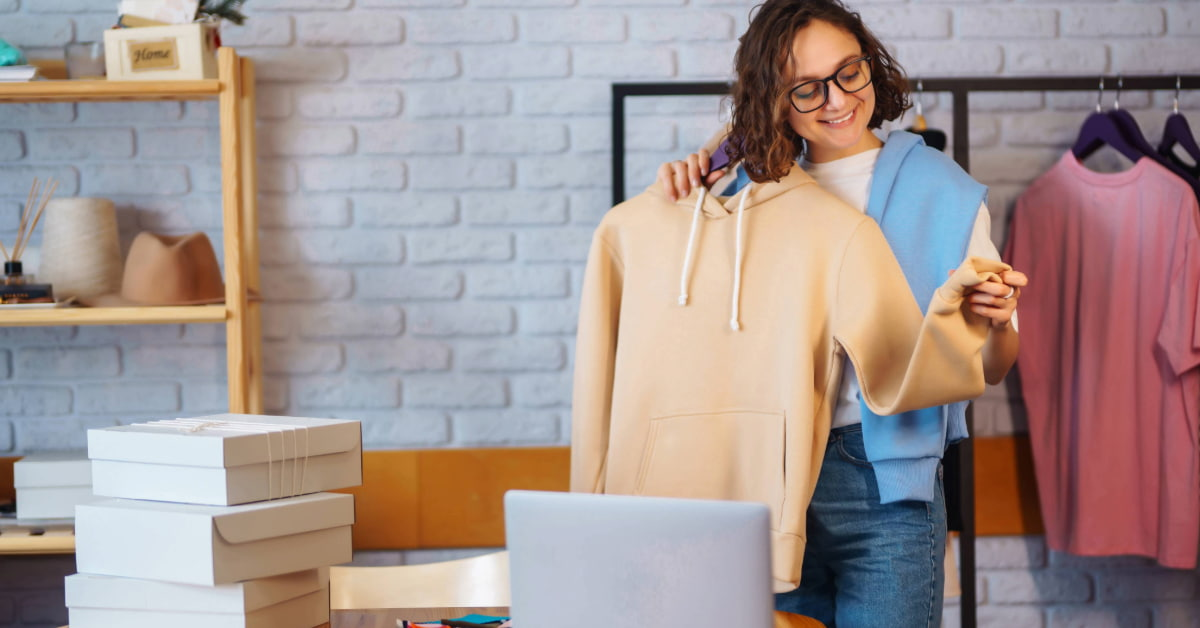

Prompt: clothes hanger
xmin=1106 ymin=75 xmax=1200 ymax=186
xmin=905 ymin=80 xmax=947 ymax=152
xmin=1159 ymin=76 xmax=1200 ymax=177
xmin=710 ymin=138 xmax=732 ymax=173
xmin=1072 ymin=77 xmax=1143 ymax=163
xmin=1106 ymin=76 xmax=1158 ymax=157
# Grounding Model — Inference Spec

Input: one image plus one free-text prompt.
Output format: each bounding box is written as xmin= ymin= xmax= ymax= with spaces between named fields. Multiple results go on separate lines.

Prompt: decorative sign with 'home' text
xmin=126 ymin=38 xmax=179 ymax=71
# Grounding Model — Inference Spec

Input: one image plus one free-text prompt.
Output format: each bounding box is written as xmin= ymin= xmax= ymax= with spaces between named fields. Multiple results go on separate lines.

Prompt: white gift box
xmin=118 ymin=0 xmax=201 ymax=25
xmin=66 ymin=568 xmax=329 ymax=628
xmin=13 ymin=452 xmax=94 ymax=520
xmin=88 ymin=414 xmax=362 ymax=506
xmin=76 ymin=492 xmax=354 ymax=586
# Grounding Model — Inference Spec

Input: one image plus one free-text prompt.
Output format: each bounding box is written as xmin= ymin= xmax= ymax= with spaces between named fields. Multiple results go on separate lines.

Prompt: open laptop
xmin=504 ymin=490 xmax=774 ymax=628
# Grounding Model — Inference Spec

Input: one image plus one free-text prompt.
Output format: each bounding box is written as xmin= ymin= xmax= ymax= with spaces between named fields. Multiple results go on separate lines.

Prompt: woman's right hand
xmin=656 ymin=149 xmax=728 ymax=202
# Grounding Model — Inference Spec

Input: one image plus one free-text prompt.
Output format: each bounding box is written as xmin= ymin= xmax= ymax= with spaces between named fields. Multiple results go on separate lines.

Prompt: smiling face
xmin=784 ymin=19 xmax=883 ymax=163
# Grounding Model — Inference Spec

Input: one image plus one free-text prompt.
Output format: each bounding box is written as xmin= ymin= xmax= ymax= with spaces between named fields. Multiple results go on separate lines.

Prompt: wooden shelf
xmin=0 ymin=48 xmax=263 ymax=414
xmin=0 ymin=533 xmax=75 ymax=555
xmin=0 ymin=305 xmax=227 ymax=327
xmin=0 ymin=78 xmax=222 ymax=103
xmin=0 ymin=514 xmax=75 ymax=555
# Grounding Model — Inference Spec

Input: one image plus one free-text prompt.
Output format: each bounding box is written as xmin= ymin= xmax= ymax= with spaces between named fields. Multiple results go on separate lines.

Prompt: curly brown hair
xmin=727 ymin=0 xmax=910 ymax=183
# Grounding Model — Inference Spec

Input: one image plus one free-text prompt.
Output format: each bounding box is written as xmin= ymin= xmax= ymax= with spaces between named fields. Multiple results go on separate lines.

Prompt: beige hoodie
xmin=570 ymin=165 xmax=1009 ymax=591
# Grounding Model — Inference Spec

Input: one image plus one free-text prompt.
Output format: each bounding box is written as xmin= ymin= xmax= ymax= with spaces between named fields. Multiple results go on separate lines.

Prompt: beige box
xmin=103 ymin=22 xmax=219 ymax=81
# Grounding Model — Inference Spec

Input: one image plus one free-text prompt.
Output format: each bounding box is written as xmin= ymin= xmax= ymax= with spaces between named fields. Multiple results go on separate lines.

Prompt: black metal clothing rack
xmin=609 ymin=74 xmax=1200 ymax=628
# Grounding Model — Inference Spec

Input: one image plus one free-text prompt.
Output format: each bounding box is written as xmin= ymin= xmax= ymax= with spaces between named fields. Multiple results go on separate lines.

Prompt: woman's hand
xmin=966 ymin=269 xmax=1027 ymax=328
xmin=656 ymin=149 xmax=728 ymax=202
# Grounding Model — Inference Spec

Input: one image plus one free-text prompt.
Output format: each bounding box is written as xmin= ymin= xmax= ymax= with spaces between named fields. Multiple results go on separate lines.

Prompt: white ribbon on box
xmin=136 ymin=418 xmax=312 ymax=501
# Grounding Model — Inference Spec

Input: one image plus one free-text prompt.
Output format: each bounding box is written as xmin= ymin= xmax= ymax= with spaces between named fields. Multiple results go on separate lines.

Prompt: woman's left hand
xmin=966 ymin=269 xmax=1027 ymax=328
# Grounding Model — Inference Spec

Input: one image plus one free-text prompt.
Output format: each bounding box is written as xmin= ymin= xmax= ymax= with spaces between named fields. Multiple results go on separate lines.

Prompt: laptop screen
xmin=504 ymin=490 xmax=774 ymax=628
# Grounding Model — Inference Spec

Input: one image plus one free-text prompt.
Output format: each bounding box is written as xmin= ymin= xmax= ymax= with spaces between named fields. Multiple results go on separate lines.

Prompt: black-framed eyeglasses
xmin=787 ymin=55 xmax=873 ymax=114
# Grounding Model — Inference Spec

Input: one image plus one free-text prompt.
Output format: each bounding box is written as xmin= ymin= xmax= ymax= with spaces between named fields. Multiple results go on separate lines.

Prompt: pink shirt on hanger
xmin=1005 ymin=152 xmax=1200 ymax=569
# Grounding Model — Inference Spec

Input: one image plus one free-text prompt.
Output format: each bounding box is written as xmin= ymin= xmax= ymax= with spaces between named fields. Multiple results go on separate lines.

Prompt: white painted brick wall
xmin=31 ymin=127 xmax=133 ymax=159
xmin=295 ymin=87 xmax=402 ymax=119
xmin=259 ymin=194 xmax=352 ymax=227
xmin=463 ymin=191 xmax=569 ymax=225
xmin=407 ymin=84 xmax=512 ymax=117
xmin=457 ymin=337 xmax=566 ymax=372
xmin=1061 ymin=6 xmax=1165 ymax=38
xmin=74 ymin=381 xmax=180 ymax=415
xmin=861 ymin=6 xmax=953 ymax=40
xmin=0 ymin=130 xmax=22 ymax=160
xmin=220 ymin=15 xmax=296 ymax=47
xmin=409 ymin=156 xmax=512 ymax=189
xmin=296 ymin=13 xmax=404 ymax=46
xmin=2 ymin=1 xmax=1199 ymax=625
xmin=957 ymin=7 xmax=1058 ymax=40
xmin=258 ymin=122 xmax=356 ymax=156
xmin=346 ymin=337 xmax=451 ymax=372
xmin=409 ymin=13 xmax=515 ymax=44
xmin=404 ymin=374 xmax=508 ymax=407
xmin=407 ymin=302 xmax=515 ymax=336
xmin=263 ymin=342 xmax=344 ymax=374
xmin=357 ymin=120 xmax=460 ymax=155
xmin=522 ymin=12 xmax=627 ymax=43
xmin=292 ymin=374 xmax=401 ymax=408
xmin=452 ymin=408 xmax=560 ymax=444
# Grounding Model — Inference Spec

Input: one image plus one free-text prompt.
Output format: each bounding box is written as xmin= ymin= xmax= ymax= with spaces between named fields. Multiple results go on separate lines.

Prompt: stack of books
xmin=0 ymin=65 xmax=38 ymax=82
xmin=65 ymin=414 xmax=364 ymax=628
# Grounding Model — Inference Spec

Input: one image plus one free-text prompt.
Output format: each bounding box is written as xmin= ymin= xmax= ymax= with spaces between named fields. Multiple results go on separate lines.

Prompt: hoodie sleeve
xmin=833 ymin=219 xmax=1008 ymax=416
xmin=570 ymin=228 xmax=624 ymax=493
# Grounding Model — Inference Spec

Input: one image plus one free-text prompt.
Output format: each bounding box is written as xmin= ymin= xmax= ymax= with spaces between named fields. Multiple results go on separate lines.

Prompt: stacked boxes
xmin=13 ymin=452 xmax=93 ymax=520
xmin=66 ymin=414 xmax=363 ymax=628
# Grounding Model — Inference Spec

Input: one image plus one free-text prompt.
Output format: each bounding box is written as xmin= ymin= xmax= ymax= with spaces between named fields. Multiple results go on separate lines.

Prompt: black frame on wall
xmin=610 ymin=74 xmax=1200 ymax=628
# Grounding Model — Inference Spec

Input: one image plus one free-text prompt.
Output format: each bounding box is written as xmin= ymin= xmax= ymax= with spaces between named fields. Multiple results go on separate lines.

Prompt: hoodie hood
xmin=665 ymin=164 xmax=819 ymax=330
xmin=648 ymin=164 xmax=819 ymax=219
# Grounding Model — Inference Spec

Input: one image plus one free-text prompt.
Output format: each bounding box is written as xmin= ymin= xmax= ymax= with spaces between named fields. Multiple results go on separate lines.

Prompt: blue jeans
xmin=775 ymin=424 xmax=947 ymax=628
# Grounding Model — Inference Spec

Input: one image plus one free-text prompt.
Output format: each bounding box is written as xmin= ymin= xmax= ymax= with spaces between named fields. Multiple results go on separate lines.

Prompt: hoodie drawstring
xmin=677 ymin=186 xmax=706 ymax=306
xmin=676 ymin=183 xmax=750 ymax=333
xmin=729 ymin=185 xmax=749 ymax=331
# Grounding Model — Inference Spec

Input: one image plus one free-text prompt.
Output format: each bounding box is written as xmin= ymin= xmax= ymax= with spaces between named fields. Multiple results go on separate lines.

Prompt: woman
xmin=655 ymin=1 xmax=1026 ymax=626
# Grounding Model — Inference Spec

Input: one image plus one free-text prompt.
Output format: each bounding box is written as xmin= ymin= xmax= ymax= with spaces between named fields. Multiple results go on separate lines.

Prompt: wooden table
xmin=330 ymin=607 xmax=508 ymax=627
xmin=70 ymin=606 xmax=829 ymax=627
xmin=66 ymin=608 xmax=508 ymax=628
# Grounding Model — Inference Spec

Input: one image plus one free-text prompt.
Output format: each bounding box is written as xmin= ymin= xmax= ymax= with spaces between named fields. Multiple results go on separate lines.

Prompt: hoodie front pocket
xmin=635 ymin=409 xmax=785 ymax=527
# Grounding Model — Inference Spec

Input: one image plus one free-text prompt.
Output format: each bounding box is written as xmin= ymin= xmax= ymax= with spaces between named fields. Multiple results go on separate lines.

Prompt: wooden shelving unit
xmin=0 ymin=79 xmax=221 ymax=103
xmin=0 ymin=48 xmax=263 ymax=414
xmin=0 ymin=523 xmax=75 ymax=555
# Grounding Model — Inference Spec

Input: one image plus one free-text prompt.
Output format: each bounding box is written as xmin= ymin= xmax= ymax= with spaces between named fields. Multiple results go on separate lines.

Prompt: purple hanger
xmin=1072 ymin=78 xmax=1139 ymax=161
xmin=1159 ymin=77 xmax=1200 ymax=177
xmin=1107 ymin=76 xmax=1200 ymax=187
xmin=1106 ymin=77 xmax=1158 ymax=157
xmin=709 ymin=138 xmax=732 ymax=173
xmin=1072 ymin=109 xmax=1143 ymax=163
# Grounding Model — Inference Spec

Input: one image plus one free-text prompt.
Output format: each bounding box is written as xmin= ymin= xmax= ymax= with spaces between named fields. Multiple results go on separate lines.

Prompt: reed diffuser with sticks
xmin=1 ymin=178 xmax=58 ymax=304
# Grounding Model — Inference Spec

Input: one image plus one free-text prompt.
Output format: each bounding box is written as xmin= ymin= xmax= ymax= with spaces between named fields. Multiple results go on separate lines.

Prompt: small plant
xmin=197 ymin=0 xmax=248 ymax=25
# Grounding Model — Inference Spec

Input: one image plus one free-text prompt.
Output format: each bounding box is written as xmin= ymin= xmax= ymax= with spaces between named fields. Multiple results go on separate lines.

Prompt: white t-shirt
xmin=799 ymin=148 xmax=1006 ymax=429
